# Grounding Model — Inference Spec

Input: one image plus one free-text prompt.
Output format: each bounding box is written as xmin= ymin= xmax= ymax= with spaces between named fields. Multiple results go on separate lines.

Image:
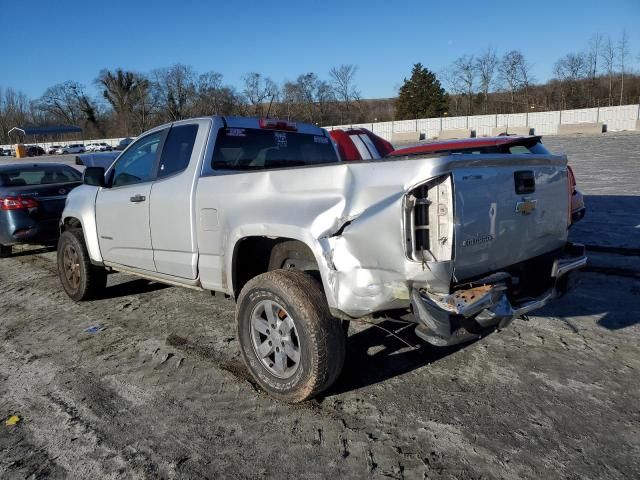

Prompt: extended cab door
xmin=95 ymin=129 xmax=166 ymax=271
xmin=149 ymin=120 xmax=210 ymax=279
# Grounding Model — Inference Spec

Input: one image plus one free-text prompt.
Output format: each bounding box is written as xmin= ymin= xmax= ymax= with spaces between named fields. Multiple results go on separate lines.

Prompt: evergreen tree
xmin=396 ymin=63 xmax=449 ymax=120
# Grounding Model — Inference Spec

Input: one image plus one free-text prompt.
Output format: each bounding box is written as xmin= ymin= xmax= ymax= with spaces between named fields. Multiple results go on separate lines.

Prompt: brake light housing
xmin=259 ymin=118 xmax=298 ymax=131
xmin=0 ymin=196 xmax=39 ymax=210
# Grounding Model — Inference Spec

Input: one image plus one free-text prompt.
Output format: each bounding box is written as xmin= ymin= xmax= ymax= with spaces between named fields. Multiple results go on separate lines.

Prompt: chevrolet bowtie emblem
xmin=515 ymin=199 xmax=537 ymax=215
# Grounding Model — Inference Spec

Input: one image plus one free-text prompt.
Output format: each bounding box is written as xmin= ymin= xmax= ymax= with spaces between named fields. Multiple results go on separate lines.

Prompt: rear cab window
xmin=0 ymin=166 xmax=81 ymax=186
xmin=212 ymin=128 xmax=338 ymax=171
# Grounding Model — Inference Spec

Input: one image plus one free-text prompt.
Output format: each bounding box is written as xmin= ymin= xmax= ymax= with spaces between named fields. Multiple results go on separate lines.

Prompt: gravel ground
xmin=1 ymin=133 xmax=639 ymax=479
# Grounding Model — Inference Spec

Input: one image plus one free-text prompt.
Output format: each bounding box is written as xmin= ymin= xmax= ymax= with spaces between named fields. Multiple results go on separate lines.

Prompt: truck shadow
xmin=97 ymin=278 xmax=170 ymax=299
xmin=324 ymin=319 xmax=472 ymax=397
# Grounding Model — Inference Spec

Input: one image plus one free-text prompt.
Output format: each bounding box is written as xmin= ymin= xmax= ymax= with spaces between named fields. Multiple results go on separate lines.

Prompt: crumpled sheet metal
xmin=201 ymin=156 xmax=457 ymax=316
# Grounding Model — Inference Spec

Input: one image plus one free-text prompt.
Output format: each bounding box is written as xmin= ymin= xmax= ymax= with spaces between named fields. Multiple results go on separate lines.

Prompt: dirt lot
xmin=1 ymin=133 xmax=639 ymax=479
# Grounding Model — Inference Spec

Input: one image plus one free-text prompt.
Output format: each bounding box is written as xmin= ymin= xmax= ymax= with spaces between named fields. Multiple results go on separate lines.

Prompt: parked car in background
xmin=0 ymin=148 xmax=15 ymax=156
xmin=329 ymin=127 xmax=394 ymax=160
xmin=26 ymin=145 xmax=46 ymax=157
xmin=57 ymin=144 xmax=86 ymax=154
xmin=389 ymin=136 xmax=587 ymax=225
xmin=330 ymin=129 xmax=586 ymax=225
xmin=58 ymin=115 xmax=586 ymax=402
xmin=86 ymin=143 xmax=112 ymax=152
xmin=47 ymin=145 xmax=62 ymax=155
xmin=114 ymin=138 xmax=134 ymax=150
xmin=0 ymin=163 xmax=82 ymax=257
xmin=98 ymin=142 xmax=113 ymax=151
xmin=75 ymin=150 xmax=119 ymax=169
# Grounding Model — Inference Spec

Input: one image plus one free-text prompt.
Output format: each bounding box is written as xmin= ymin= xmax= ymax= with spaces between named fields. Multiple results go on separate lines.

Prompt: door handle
xmin=129 ymin=194 xmax=146 ymax=203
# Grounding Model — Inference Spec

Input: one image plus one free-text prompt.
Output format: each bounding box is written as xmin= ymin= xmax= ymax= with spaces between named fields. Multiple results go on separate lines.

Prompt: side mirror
xmin=83 ymin=167 xmax=106 ymax=187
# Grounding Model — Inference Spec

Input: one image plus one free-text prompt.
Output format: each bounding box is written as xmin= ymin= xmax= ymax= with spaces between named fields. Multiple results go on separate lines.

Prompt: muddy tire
xmin=236 ymin=269 xmax=346 ymax=403
xmin=57 ymin=229 xmax=107 ymax=301
xmin=0 ymin=244 xmax=11 ymax=258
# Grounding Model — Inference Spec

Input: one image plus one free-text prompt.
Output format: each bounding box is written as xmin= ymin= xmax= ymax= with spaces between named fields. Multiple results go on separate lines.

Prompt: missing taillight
xmin=404 ymin=176 xmax=453 ymax=262
xmin=0 ymin=196 xmax=39 ymax=210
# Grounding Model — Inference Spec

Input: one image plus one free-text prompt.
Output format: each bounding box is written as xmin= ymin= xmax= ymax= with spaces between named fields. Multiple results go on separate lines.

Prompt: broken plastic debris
xmin=5 ymin=415 xmax=20 ymax=426
xmin=84 ymin=325 xmax=104 ymax=334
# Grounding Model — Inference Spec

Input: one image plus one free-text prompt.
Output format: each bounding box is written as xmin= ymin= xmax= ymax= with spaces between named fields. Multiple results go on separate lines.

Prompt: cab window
xmin=111 ymin=131 xmax=164 ymax=187
xmin=158 ymin=124 xmax=198 ymax=178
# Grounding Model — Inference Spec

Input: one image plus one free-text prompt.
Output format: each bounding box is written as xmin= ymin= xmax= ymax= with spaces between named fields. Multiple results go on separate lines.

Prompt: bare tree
xmin=553 ymin=53 xmax=588 ymax=109
xmin=36 ymin=81 xmax=87 ymax=125
xmin=96 ymin=68 xmax=148 ymax=136
xmin=195 ymin=71 xmax=240 ymax=116
xmin=152 ymin=64 xmax=196 ymax=121
xmin=618 ymin=29 xmax=630 ymax=105
xmin=439 ymin=66 xmax=465 ymax=115
xmin=0 ymin=88 xmax=31 ymax=144
xmin=586 ymin=33 xmax=603 ymax=104
xmin=329 ymin=64 xmax=360 ymax=121
xmin=517 ymin=56 xmax=535 ymax=108
xmin=315 ymin=80 xmax=335 ymax=126
xmin=452 ymin=55 xmax=477 ymax=115
xmin=242 ymin=72 xmax=278 ymax=116
xmin=476 ymin=47 xmax=498 ymax=113
xmin=600 ymin=36 xmax=617 ymax=106
xmin=498 ymin=50 xmax=528 ymax=112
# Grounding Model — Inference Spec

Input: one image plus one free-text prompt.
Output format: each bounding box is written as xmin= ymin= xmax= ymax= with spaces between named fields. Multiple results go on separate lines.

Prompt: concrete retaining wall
xmin=557 ymin=122 xmax=605 ymax=135
xmin=437 ymin=129 xmax=472 ymax=140
xmin=325 ymin=104 xmax=639 ymax=141
xmin=391 ymin=131 xmax=422 ymax=143
xmin=3 ymin=104 xmax=638 ymax=150
xmin=490 ymin=126 xmax=534 ymax=136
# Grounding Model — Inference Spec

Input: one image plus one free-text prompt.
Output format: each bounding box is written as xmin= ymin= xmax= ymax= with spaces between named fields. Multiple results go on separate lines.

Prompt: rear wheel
xmin=236 ymin=269 xmax=346 ymax=403
xmin=0 ymin=244 xmax=11 ymax=258
xmin=57 ymin=229 xmax=107 ymax=301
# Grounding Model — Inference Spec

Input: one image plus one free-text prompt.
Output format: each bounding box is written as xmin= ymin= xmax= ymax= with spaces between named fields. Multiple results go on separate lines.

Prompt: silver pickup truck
xmin=57 ymin=116 xmax=586 ymax=402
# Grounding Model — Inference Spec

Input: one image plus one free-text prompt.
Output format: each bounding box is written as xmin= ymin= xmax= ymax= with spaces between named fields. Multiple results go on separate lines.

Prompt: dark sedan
xmin=0 ymin=164 xmax=82 ymax=257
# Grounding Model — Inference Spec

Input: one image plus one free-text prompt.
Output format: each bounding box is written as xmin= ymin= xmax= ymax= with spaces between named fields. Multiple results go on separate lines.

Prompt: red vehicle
xmin=329 ymin=129 xmax=586 ymax=224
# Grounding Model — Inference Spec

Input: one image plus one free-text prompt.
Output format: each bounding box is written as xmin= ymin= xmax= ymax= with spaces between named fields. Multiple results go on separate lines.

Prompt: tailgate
xmin=452 ymin=156 xmax=569 ymax=280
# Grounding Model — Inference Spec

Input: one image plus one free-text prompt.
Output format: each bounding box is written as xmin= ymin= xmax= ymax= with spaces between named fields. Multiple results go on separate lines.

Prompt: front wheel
xmin=57 ymin=229 xmax=107 ymax=301
xmin=236 ymin=269 xmax=346 ymax=403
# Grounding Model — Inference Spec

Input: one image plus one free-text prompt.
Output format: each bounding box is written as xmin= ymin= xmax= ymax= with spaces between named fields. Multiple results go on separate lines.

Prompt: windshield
xmin=212 ymin=128 xmax=339 ymax=171
xmin=0 ymin=166 xmax=82 ymax=187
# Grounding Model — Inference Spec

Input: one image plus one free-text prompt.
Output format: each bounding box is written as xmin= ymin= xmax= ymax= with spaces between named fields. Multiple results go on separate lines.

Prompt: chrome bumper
xmin=411 ymin=243 xmax=587 ymax=346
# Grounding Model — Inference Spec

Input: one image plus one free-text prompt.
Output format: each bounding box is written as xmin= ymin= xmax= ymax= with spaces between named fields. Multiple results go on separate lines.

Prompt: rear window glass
xmin=0 ymin=166 xmax=81 ymax=187
xmin=212 ymin=128 xmax=338 ymax=171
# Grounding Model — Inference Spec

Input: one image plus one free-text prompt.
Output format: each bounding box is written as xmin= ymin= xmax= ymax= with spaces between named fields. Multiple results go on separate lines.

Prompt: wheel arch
xmin=230 ymin=235 xmax=331 ymax=302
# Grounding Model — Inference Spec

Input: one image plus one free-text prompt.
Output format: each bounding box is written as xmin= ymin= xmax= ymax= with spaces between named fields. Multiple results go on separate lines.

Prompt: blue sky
xmin=3 ymin=0 xmax=639 ymax=100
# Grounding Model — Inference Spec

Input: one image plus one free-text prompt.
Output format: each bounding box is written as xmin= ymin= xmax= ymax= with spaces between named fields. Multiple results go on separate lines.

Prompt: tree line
xmin=434 ymin=30 xmax=639 ymax=118
xmin=1 ymin=30 xmax=638 ymax=143
xmin=0 ymin=64 xmax=373 ymax=143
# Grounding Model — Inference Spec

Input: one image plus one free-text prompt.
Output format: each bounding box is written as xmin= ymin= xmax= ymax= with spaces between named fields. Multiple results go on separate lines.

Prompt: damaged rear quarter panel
xmin=196 ymin=158 xmax=451 ymax=316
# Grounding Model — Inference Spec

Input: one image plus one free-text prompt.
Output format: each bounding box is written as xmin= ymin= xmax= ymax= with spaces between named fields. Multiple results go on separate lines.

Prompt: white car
xmin=86 ymin=143 xmax=112 ymax=152
xmin=95 ymin=142 xmax=112 ymax=152
xmin=57 ymin=144 xmax=86 ymax=154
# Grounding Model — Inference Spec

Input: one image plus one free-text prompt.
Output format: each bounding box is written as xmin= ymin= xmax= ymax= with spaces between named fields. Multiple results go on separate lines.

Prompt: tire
xmin=0 ymin=244 xmax=11 ymax=258
xmin=57 ymin=229 xmax=107 ymax=301
xmin=236 ymin=269 xmax=346 ymax=403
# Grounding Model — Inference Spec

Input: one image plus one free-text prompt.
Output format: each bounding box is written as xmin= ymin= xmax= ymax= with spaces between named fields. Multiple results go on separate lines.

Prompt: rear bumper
xmin=411 ymin=243 xmax=587 ymax=346
xmin=0 ymin=216 xmax=60 ymax=246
